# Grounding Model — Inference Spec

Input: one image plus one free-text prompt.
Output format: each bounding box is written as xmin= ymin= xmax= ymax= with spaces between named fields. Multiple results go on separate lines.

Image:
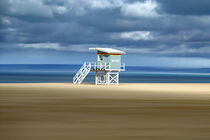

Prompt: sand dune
xmin=0 ymin=83 xmax=210 ymax=140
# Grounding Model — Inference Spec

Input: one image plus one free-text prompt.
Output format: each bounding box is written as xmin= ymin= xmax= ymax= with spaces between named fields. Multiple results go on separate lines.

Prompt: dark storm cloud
xmin=0 ymin=0 xmax=10 ymax=15
xmin=158 ymin=0 xmax=210 ymax=16
xmin=1 ymin=0 xmax=210 ymax=59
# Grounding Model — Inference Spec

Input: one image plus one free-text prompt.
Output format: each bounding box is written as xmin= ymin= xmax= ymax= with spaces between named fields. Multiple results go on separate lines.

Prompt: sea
xmin=0 ymin=64 xmax=210 ymax=83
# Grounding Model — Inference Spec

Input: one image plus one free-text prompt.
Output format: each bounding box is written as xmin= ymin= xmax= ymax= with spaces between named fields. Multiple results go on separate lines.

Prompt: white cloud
xmin=16 ymin=43 xmax=113 ymax=52
xmin=4 ymin=0 xmax=160 ymax=18
xmin=17 ymin=43 xmax=126 ymax=52
xmin=64 ymin=0 xmax=123 ymax=15
xmin=1 ymin=17 xmax=11 ymax=25
xmin=17 ymin=43 xmax=63 ymax=50
xmin=121 ymin=0 xmax=160 ymax=18
xmin=17 ymin=42 xmax=210 ymax=56
xmin=0 ymin=27 xmax=17 ymax=34
xmin=65 ymin=0 xmax=160 ymax=18
xmin=54 ymin=6 xmax=68 ymax=14
xmin=85 ymin=0 xmax=160 ymax=18
xmin=7 ymin=0 xmax=70 ymax=18
xmin=111 ymin=31 xmax=153 ymax=40
xmin=119 ymin=44 xmax=210 ymax=55
xmin=84 ymin=0 xmax=121 ymax=9
xmin=165 ymin=45 xmax=210 ymax=54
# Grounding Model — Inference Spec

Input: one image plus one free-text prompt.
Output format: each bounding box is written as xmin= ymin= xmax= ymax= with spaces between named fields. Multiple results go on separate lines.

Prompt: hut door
xmin=98 ymin=55 xmax=103 ymax=61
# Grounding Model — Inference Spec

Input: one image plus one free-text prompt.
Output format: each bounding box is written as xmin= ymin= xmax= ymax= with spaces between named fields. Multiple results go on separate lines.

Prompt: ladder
xmin=73 ymin=62 xmax=91 ymax=84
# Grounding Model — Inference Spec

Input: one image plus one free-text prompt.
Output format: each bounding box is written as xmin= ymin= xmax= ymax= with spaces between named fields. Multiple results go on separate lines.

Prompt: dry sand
xmin=0 ymin=83 xmax=210 ymax=140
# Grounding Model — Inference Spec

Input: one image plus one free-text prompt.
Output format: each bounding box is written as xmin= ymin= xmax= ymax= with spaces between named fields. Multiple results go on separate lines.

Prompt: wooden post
xmin=95 ymin=70 xmax=98 ymax=85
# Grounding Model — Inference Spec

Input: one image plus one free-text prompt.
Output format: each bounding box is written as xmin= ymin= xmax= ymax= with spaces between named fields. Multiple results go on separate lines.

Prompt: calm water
xmin=0 ymin=64 xmax=210 ymax=83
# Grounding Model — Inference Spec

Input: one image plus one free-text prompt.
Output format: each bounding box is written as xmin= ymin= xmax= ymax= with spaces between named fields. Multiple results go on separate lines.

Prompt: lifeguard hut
xmin=73 ymin=48 xmax=125 ymax=85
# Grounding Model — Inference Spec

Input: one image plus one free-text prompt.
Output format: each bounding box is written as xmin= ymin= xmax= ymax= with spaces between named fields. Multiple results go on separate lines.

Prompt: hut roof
xmin=89 ymin=48 xmax=126 ymax=54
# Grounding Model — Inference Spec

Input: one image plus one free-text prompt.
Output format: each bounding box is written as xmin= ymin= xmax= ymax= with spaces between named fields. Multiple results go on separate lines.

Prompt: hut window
xmin=98 ymin=55 xmax=103 ymax=61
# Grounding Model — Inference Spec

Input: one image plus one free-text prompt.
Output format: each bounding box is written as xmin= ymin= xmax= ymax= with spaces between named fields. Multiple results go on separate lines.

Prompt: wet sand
xmin=0 ymin=83 xmax=210 ymax=140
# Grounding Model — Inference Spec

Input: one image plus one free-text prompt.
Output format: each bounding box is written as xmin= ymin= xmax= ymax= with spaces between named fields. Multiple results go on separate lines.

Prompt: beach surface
xmin=0 ymin=83 xmax=210 ymax=140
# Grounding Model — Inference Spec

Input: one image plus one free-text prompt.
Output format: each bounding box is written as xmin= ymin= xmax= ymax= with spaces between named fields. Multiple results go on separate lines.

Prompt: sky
xmin=1 ymin=0 xmax=210 ymax=67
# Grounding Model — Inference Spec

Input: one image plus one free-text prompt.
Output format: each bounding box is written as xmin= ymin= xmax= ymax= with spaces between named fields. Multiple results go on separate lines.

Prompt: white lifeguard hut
xmin=73 ymin=48 xmax=126 ymax=85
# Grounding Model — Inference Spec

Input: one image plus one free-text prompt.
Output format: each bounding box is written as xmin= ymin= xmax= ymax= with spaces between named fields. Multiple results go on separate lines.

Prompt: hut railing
xmin=86 ymin=62 xmax=125 ymax=71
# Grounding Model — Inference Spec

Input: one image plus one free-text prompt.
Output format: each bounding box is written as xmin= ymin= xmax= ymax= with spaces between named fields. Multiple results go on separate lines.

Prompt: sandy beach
xmin=0 ymin=83 xmax=210 ymax=140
